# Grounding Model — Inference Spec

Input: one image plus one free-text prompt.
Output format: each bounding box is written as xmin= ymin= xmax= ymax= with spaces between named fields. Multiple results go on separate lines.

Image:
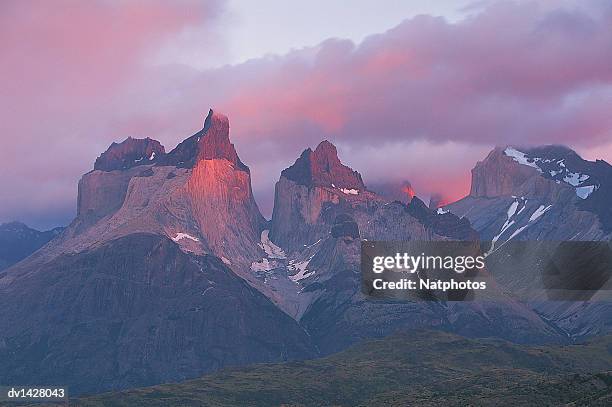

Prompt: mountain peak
xmin=198 ymin=109 xmax=244 ymax=167
xmin=313 ymin=140 xmax=339 ymax=161
xmin=161 ymin=109 xmax=248 ymax=171
xmin=281 ymin=140 xmax=365 ymax=189
xmin=94 ymin=137 xmax=165 ymax=172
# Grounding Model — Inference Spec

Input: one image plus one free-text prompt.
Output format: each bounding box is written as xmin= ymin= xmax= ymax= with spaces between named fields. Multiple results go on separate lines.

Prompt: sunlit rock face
xmin=64 ymin=109 xmax=265 ymax=262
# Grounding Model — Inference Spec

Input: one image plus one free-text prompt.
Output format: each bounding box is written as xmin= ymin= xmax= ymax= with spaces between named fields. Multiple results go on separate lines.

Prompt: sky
xmin=1 ymin=0 xmax=611 ymax=229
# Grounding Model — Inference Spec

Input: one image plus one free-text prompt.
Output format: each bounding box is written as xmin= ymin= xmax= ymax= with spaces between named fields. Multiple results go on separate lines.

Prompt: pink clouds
xmin=218 ymin=1 xmax=612 ymax=151
xmin=210 ymin=1 xmax=612 ymax=208
xmin=1 ymin=1 xmax=220 ymax=105
xmin=1 ymin=0 xmax=611 ymax=227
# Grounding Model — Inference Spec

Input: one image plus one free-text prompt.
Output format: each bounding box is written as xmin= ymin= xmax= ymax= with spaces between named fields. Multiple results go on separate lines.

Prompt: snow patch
xmin=529 ymin=205 xmax=552 ymax=222
xmin=504 ymin=147 xmax=542 ymax=172
xmin=506 ymin=225 xmax=528 ymax=241
xmin=303 ymin=238 xmax=323 ymax=248
xmin=506 ymin=200 xmax=519 ymax=218
xmin=340 ymin=188 xmax=359 ymax=195
xmin=259 ymin=230 xmax=286 ymax=259
xmin=563 ymin=172 xmax=589 ymax=186
xmin=149 ymin=152 xmax=156 ymax=160
xmin=437 ymin=208 xmax=449 ymax=215
xmin=221 ymin=256 xmax=231 ymax=265
xmin=576 ymin=185 xmax=597 ymax=199
xmin=250 ymin=258 xmax=278 ymax=272
xmin=172 ymin=232 xmax=200 ymax=242
xmin=488 ymin=198 xmax=525 ymax=254
xmin=288 ymin=259 xmax=314 ymax=282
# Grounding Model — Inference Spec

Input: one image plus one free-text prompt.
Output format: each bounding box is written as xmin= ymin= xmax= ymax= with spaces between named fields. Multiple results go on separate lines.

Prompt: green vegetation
xmin=41 ymin=331 xmax=612 ymax=406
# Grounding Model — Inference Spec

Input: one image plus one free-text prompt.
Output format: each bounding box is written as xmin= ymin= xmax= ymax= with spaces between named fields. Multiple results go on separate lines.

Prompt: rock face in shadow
xmin=298 ymin=214 xmax=560 ymax=355
xmin=0 ymin=234 xmax=316 ymax=395
xmin=448 ymin=145 xmax=612 ymax=339
xmin=94 ymin=137 xmax=165 ymax=172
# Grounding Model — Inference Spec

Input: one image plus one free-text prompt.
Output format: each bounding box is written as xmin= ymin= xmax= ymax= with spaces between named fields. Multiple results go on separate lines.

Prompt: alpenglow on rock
xmin=270 ymin=140 xmax=373 ymax=251
xmin=281 ymin=140 xmax=365 ymax=190
xmin=72 ymin=108 xmax=265 ymax=261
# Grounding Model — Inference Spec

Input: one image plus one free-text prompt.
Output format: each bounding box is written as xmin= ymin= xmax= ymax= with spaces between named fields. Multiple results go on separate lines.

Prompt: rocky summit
xmin=281 ymin=140 xmax=365 ymax=189
xmin=448 ymin=145 xmax=612 ymax=338
xmin=94 ymin=137 xmax=165 ymax=172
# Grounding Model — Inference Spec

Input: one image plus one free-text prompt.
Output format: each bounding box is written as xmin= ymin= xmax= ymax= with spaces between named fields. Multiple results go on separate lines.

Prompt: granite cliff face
xmin=270 ymin=141 xmax=475 ymax=253
xmin=58 ymin=109 xmax=265 ymax=263
xmin=160 ymin=110 xmax=248 ymax=171
xmin=270 ymin=141 xmax=370 ymax=251
xmin=281 ymin=140 xmax=365 ymax=189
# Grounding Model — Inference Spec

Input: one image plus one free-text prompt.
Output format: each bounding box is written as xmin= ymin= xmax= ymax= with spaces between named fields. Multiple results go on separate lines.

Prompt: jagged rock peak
xmin=470 ymin=144 xmax=609 ymax=198
xmin=281 ymin=140 xmax=365 ymax=189
xmin=94 ymin=137 xmax=165 ymax=172
xmin=161 ymin=109 xmax=248 ymax=171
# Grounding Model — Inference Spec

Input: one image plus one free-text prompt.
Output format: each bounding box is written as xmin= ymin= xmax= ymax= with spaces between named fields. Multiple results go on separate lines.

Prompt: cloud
xmin=217 ymin=1 xmax=612 ymax=148
xmin=1 ymin=0 xmax=611 ymax=227
xmin=210 ymin=1 xmax=611 ymax=214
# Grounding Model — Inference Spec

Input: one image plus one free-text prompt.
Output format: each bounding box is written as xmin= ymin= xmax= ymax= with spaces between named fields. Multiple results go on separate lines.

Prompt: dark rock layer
xmin=94 ymin=137 xmax=165 ymax=172
xmin=0 ymin=234 xmax=316 ymax=395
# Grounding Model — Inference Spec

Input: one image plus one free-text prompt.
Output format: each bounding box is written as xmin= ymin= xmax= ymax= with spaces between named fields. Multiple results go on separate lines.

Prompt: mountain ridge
xmin=2 ymin=111 xmax=612 ymax=396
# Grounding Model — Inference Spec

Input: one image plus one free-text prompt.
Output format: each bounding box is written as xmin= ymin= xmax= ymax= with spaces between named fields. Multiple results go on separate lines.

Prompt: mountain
xmin=3 ymin=114 xmax=611 ymax=397
xmin=265 ymin=141 xmax=562 ymax=354
xmin=76 ymin=331 xmax=612 ymax=407
xmin=270 ymin=140 xmax=476 ymax=252
xmin=446 ymin=145 xmax=612 ymax=339
xmin=0 ymin=109 xmax=315 ymax=395
xmin=0 ymin=221 xmax=63 ymax=271
xmin=66 ymin=109 xmax=265 ymax=262
xmin=449 ymin=145 xmax=612 ymax=242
